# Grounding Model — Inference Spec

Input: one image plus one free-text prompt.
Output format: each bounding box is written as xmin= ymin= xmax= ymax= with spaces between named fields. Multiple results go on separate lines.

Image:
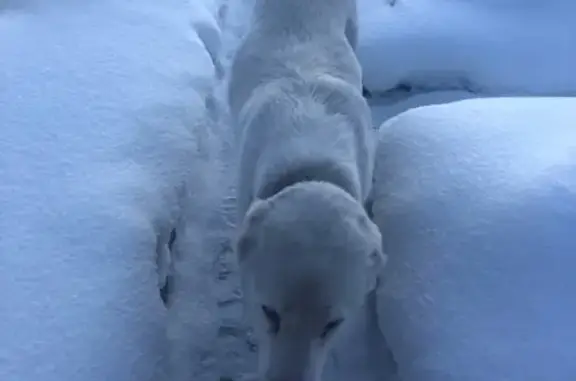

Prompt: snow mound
xmin=0 ymin=1 xmax=224 ymax=380
xmin=371 ymin=97 xmax=576 ymax=380
xmin=369 ymin=90 xmax=477 ymax=125
xmin=358 ymin=0 xmax=576 ymax=96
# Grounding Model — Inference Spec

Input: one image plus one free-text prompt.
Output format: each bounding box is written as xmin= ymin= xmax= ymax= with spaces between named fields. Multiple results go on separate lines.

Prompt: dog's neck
xmin=255 ymin=159 xmax=361 ymax=204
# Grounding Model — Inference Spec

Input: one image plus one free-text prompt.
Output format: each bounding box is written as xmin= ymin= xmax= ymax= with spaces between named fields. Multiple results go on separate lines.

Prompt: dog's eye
xmin=261 ymin=305 xmax=281 ymax=334
xmin=320 ymin=318 xmax=344 ymax=340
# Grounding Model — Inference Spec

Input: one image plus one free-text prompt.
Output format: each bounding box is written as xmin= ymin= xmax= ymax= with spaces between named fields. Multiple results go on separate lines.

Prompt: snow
xmin=358 ymin=0 xmax=576 ymax=96
xmin=0 ymin=1 xmax=225 ymax=380
xmin=369 ymin=89 xmax=477 ymax=125
xmin=3 ymin=0 xmax=576 ymax=381
xmin=372 ymin=97 xmax=576 ymax=380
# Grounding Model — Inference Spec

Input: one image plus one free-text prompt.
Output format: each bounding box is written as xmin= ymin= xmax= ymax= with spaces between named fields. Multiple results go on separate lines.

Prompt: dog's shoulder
xmin=235 ymin=74 xmax=374 ymax=214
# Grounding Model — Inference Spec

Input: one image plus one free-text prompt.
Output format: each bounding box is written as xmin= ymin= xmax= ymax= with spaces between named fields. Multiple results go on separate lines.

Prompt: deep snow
xmin=372 ymin=97 xmax=576 ymax=380
xmin=358 ymin=0 xmax=576 ymax=97
xmin=2 ymin=0 xmax=576 ymax=381
xmin=1 ymin=1 xmax=226 ymax=380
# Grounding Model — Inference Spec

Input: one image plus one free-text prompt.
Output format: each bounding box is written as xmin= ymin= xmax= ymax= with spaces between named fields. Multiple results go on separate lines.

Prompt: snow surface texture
xmin=358 ymin=0 xmax=576 ymax=97
xmin=0 ymin=1 xmax=227 ymax=380
xmin=372 ymin=97 xmax=576 ymax=380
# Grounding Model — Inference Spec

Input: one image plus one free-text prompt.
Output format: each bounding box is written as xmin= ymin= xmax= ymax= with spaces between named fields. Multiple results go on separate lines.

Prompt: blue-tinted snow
xmin=373 ymin=97 xmax=576 ymax=380
xmin=358 ymin=0 xmax=576 ymax=97
xmin=0 ymin=1 xmax=225 ymax=380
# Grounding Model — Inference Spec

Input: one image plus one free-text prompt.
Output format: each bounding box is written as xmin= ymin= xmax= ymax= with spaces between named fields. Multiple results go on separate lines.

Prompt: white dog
xmin=228 ymin=1 xmax=386 ymax=380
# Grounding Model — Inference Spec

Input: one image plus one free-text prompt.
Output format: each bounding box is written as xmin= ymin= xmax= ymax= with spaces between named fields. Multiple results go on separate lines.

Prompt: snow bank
xmin=358 ymin=0 xmax=576 ymax=96
xmin=0 ymin=1 xmax=223 ymax=380
xmin=369 ymin=90 xmax=477 ymax=125
xmin=371 ymin=97 xmax=576 ymax=380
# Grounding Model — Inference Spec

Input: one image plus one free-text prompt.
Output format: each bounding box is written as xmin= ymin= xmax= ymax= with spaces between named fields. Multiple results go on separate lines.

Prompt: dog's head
xmin=236 ymin=181 xmax=386 ymax=381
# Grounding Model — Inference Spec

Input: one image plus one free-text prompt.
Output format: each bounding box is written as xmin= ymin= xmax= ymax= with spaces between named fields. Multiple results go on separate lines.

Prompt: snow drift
xmin=0 ymin=1 xmax=224 ymax=380
xmin=358 ymin=0 xmax=576 ymax=96
xmin=372 ymin=97 xmax=576 ymax=380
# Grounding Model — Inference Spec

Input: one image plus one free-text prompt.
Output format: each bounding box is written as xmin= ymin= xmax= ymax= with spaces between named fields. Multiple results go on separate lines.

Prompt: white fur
xmin=227 ymin=1 xmax=385 ymax=380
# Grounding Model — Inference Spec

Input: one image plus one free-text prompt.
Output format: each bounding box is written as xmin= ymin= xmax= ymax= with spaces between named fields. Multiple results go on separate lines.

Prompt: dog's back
xmin=235 ymin=74 xmax=373 ymax=219
xmin=229 ymin=0 xmax=372 ymax=220
xmin=228 ymin=0 xmax=362 ymax=121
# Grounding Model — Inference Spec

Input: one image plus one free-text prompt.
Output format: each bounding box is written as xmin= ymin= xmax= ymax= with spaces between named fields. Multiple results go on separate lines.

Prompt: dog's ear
xmin=235 ymin=198 xmax=271 ymax=262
